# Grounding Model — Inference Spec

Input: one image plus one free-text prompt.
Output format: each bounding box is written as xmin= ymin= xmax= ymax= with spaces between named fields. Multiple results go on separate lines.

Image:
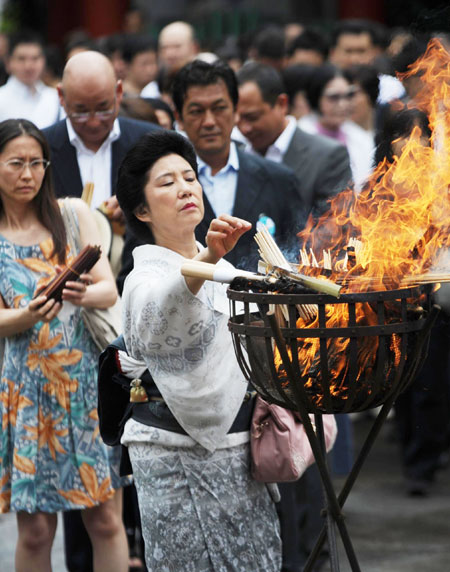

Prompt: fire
xmin=297 ymin=39 xmax=450 ymax=292
xmin=272 ymin=40 xmax=450 ymax=410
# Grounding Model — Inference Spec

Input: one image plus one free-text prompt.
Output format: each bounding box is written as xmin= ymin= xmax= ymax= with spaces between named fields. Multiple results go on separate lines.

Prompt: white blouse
xmin=121 ymin=244 xmax=249 ymax=452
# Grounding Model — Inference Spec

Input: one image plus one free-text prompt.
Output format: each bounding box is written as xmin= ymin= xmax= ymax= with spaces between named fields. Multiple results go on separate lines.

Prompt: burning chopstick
xmin=255 ymin=227 xmax=341 ymax=324
xmin=270 ymin=265 xmax=341 ymax=298
xmin=401 ymin=273 xmax=450 ymax=285
xmin=35 ymin=245 xmax=101 ymax=302
xmin=81 ymin=182 xmax=94 ymax=206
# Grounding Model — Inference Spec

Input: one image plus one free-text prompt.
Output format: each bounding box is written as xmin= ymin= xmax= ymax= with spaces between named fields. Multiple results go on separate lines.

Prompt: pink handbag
xmin=250 ymin=396 xmax=337 ymax=483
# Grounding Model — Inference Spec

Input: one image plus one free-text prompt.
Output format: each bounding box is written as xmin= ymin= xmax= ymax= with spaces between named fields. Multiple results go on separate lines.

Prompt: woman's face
xmin=0 ymin=135 xmax=45 ymax=206
xmin=318 ymin=76 xmax=353 ymax=131
xmin=139 ymin=153 xmax=204 ymax=240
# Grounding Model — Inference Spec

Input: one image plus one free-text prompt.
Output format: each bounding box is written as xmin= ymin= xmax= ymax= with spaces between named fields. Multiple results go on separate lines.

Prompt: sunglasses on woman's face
xmin=322 ymin=87 xmax=358 ymax=103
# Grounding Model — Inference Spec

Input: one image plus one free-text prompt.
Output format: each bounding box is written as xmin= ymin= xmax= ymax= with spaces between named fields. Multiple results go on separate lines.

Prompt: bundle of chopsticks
xmin=36 ymin=245 xmax=101 ymax=302
xmin=255 ymin=226 xmax=320 ymax=321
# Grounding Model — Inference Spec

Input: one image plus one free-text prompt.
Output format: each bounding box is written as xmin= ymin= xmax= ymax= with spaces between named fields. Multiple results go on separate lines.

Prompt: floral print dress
xmin=0 ymin=234 xmax=117 ymax=513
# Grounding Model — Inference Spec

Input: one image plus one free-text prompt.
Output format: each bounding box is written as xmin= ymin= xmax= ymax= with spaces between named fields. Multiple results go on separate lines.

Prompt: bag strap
xmin=60 ymin=197 xmax=81 ymax=255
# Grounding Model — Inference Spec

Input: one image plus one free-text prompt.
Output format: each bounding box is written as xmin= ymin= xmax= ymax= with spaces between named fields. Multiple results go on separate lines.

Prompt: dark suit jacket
xmin=43 ymin=117 xmax=160 ymax=198
xmin=283 ymin=127 xmax=352 ymax=218
xmin=117 ymin=146 xmax=305 ymax=291
xmin=195 ymin=147 xmax=305 ymax=269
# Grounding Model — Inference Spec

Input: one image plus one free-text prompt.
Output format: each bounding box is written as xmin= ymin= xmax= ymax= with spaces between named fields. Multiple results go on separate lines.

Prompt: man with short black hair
xmin=118 ymin=59 xmax=305 ymax=288
xmin=172 ymin=59 xmax=305 ymax=268
xmin=250 ymin=26 xmax=287 ymax=71
xmin=236 ymin=62 xmax=352 ymax=220
xmin=0 ymin=31 xmax=60 ymax=128
xmin=329 ymin=19 xmax=379 ymax=69
xmin=287 ymin=28 xmax=329 ymax=66
xmin=121 ymin=35 xmax=158 ymax=95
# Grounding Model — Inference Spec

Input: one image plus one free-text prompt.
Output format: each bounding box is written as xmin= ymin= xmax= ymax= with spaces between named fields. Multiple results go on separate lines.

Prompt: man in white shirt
xmin=236 ymin=62 xmax=352 ymax=219
xmin=0 ymin=32 xmax=60 ymax=128
xmin=119 ymin=59 xmax=304 ymax=287
xmin=43 ymin=51 xmax=159 ymax=210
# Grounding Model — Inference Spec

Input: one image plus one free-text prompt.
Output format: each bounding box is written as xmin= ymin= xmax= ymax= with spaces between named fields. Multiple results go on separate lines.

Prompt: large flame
xmin=273 ymin=40 xmax=450 ymax=410
xmin=297 ymin=39 xmax=450 ymax=292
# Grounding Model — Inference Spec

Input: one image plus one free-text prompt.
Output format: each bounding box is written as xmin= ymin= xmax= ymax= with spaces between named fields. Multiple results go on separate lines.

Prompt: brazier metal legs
xmin=266 ymin=306 xmax=440 ymax=572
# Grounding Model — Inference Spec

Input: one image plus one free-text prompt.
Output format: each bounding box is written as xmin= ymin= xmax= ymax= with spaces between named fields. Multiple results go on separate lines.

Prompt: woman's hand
xmin=0 ymin=291 xmax=61 ymax=337
xmin=27 ymin=295 xmax=62 ymax=323
xmin=61 ymin=273 xmax=92 ymax=306
xmin=205 ymin=215 xmax=251 ymax=263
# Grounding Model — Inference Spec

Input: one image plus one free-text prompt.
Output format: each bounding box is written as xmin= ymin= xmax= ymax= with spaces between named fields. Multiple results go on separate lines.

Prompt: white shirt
xmin=0 ymin=76 xmax=60 ymax=129
xmin=197 ymin=141 xmax=239 ymax=216
xmin=244 ymin=115 xmax=297 ymax=163
xmin=140 ymin=80 xmax=160 ymax=98
xmin=66 ymin=118 xmax=121 ymax=209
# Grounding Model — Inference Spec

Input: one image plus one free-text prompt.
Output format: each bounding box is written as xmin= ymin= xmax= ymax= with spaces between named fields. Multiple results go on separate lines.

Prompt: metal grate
xmin=228 ymin=285 xmax=433 ymax=414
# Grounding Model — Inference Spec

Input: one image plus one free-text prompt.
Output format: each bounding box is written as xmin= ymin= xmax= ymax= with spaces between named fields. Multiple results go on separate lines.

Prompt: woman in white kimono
xmin=115 ymin=130 xmax=282 ymax=571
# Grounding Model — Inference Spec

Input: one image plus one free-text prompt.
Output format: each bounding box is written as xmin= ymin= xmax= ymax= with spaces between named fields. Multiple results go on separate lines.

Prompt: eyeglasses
xmin=68 ymin=98 xmax=117 ymax=124
xmin=322 ymin=88 xmax=357 ymax=103
xmin=0 ymin=159 xmax=51 ymax=173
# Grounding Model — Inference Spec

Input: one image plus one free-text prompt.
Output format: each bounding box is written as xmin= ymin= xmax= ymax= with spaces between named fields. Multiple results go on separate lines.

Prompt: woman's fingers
xmin=64 ymin=280 xmax=87 ymax=292
xmin=207 ymin=230 xmax=230 ymax=240
xmin=79 ymin=273 xmax=93 ymax=284
xmin=217 ymin=214 xmax=251 ymax=226
xmin=29 ymin=295 xmax=48 ymax=310
xmin=209 ymin=216 xmax=251 ymax=235
xmin=41 ymin=301 xmax=61 ymax=322
xmin=28 ymin=296 xmax=61 ymax=321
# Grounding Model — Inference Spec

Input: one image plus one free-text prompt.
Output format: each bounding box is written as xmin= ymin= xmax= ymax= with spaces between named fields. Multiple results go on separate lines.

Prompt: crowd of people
xmin=0 ymin=14 xmax=449 ymax=572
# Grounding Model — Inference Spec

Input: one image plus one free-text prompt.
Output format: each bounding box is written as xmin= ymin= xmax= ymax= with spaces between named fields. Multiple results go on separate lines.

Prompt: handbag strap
xmin=60 ymin=197 xmax=81 ymax=255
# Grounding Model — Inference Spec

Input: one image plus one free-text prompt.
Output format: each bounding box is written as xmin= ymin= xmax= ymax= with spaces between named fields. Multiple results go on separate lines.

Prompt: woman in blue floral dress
xmin=0 ymin=119 xmax=128 ymax=571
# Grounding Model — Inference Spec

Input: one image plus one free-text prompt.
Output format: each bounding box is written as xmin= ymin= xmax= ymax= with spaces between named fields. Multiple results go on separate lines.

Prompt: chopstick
xmin=81 ymin=182 xmax=94 ymax=206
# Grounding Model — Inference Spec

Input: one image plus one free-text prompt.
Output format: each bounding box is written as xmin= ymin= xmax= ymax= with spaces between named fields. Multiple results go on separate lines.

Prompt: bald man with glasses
xmin=43 ymin=51 xmax=160 ymax=211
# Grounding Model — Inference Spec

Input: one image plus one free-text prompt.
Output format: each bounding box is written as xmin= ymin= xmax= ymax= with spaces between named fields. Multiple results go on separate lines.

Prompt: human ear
xmin=134 ymin=203 xmax=152 ymax=223
xmin=276 ymin=93 xmax=289 ymax=114
xmin=57 ymin=84 xmax=65 ymax=108
xmin=115 ymin=80 xmax=124 ymax=107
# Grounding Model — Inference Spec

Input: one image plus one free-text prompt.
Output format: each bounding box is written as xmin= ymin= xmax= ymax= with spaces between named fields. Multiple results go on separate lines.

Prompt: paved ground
xmin=0 ymin=414 xmax=448 ymax=571
xmin=0 ymin=511 xmax=65 ymax=571
xmin=323 ymin=414 xmax=450 ymax=572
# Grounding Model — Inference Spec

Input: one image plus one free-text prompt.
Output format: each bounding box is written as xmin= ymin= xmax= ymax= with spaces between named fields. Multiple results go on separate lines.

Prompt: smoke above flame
xmin=297 ymin=39 xmax=450 ymax=293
